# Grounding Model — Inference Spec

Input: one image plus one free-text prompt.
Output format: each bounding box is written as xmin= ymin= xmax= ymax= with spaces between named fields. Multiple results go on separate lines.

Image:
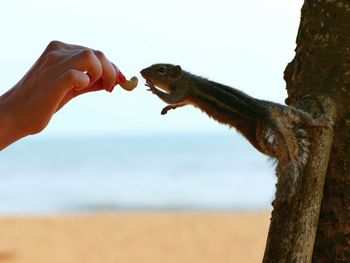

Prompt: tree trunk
xmin=264 ymin=0 xmax=350 ymax=261
xmin=263 ymin=97 xmax=334 ymax=263
xmin=289 ymin=1 xmax=350 ymax=262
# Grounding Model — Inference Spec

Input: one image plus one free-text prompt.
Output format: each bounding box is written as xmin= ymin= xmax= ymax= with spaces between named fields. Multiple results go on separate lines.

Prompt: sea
xmin=0 ymin=133 xmax=276 ymax=214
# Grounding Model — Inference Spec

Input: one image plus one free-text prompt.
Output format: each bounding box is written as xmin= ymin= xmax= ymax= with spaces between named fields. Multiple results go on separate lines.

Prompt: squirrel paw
xmin=146 ymin=82 xmax=160 ymax=96
xmin=161 ymin=105 xmax=175 ymax=115
xmin=147 ymin=86 xmax=158 ymax=95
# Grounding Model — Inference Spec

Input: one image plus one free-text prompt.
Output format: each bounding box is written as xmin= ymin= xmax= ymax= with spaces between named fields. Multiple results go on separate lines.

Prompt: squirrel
xmin=140 ymin=63 xmax=330 ymax=200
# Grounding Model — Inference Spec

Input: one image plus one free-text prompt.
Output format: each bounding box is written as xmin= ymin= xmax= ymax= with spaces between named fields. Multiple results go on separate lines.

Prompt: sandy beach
xmin=0 ymin=212 xmax=270 ymax=263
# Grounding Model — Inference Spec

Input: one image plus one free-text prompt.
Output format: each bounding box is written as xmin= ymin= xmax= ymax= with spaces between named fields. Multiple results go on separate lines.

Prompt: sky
xmin=1 ymin=0 xmax=304 ymax=137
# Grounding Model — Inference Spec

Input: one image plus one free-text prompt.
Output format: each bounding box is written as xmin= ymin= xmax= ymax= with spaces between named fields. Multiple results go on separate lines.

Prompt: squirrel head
xmin=140 ymin=64 xmax=183 ymax=93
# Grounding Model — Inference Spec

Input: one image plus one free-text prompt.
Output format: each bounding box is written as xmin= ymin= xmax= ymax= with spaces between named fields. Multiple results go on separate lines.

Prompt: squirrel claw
xmin=147 ymin=87 xmax=157 ymax=95
xmin=145 ymin=80 xmax=155 ymax=88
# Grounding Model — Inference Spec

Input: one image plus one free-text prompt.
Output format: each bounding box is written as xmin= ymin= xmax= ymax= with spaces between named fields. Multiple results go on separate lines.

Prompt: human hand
xmin=0 ymin=41 xmax=125 ymax=149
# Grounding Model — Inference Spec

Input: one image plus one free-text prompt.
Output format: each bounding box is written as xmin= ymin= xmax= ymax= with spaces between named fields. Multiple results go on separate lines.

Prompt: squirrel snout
xmin=140 ymin=68 xmax=149 ymax=79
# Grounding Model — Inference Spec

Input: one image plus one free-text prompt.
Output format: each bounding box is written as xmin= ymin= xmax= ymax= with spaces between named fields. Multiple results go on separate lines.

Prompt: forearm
xmin=0 ymin=98 xmax=26 ymax=150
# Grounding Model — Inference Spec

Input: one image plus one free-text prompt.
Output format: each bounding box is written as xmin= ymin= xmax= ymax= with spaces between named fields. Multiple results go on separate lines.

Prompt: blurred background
xmin=0 ymin=0 xmax=303 ymax=214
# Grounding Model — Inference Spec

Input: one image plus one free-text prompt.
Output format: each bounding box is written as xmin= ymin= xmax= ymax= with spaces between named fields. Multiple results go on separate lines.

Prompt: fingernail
xmin=118 ymin=71 xmax=126 ymax=83
xmin=108 ymin=86 xmax=115 ymax=93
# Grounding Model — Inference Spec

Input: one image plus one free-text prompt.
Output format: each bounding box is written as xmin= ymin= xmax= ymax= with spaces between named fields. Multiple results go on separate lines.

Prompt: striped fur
xmin=183 ymin=73 xmax=312 ymax=198
xmin=141 ymin=64 xmax=327 ymax=200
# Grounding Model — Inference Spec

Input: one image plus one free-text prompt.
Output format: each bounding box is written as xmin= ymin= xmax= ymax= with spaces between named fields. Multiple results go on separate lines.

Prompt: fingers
xmin=94 ymin=51 xmax=117 ymax=91
xmin=44 ymin=40 xmax=86 ymax=53
xmin=50 ymin=69 xmax=91 ymax=111
xmin=55 ymin=49 xmax=102 ymax=85
xmin=43 ymin=41 xmax=119 ymax=93
xmin=7 ymin=40 xmax=124 ymax=138
xmin=39 ymin=41 xmax=122 ymax=112
xmin=55 ymin=49 xmax=118 ymax=91
xmin=54 ymin=69 xmax=90 ymax=98
xmin=55 ymin=80 xmax=106 ymax=112
xmin=112 ymin=63 xmax=121 ymax=85
xmin=112 ymin=63 xmax=128 ymax=84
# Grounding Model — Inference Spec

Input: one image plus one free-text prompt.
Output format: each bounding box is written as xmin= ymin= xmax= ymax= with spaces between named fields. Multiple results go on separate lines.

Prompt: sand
xmin=0 ymin=212 xmax=270 ymax=263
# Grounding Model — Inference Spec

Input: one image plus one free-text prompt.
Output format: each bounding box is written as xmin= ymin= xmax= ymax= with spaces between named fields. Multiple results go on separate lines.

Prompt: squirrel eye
xmin=158 ymin=66 xmax=167 ymax=74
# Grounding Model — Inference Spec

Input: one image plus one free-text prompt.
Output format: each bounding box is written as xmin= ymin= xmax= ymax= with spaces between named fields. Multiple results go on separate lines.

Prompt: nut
xmin=120 ymin=76 xmax=138 ymax=91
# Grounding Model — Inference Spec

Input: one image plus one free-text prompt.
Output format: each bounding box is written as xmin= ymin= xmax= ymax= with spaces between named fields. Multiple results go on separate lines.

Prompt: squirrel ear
xmin=170 ymin=65 xmax=183 ymax=78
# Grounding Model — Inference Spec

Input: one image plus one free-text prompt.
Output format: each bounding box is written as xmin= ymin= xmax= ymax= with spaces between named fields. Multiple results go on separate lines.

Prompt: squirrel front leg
xmin=146 ymin=83 xmax=185 ymax=104
xmin=161 ymin=104 xmax=186 ymax=115
xmin=146 ymin=82 xmax=187 ymax=114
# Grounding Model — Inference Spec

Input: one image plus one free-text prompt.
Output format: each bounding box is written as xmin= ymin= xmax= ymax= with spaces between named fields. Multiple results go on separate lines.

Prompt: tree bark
xmin=263 ymin=0 xmax=350 ymax=261
xmin=287 ymin=1 xmax=350 ymax=262
xmin=263 ymin=96 xmax=335 ymax=262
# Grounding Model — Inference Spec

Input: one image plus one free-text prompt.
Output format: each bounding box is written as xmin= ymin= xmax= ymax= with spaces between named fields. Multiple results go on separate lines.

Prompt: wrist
xmin=0 ymin=96 xmax=27 ymax=150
